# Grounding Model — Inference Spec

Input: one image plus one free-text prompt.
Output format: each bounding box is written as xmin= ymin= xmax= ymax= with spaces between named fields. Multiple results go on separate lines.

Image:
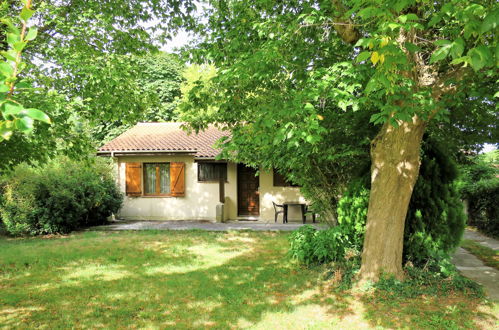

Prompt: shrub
xmin=457 ymin=151 xmax=499 ymax=237
xmin=404 ymin=138 xmax=466 ymax=265
xmin=335 ymin=138 xmax=466 ymax=267
xmin=0 ymin=157 xmax=122 ymax=236
xmin=336 ymin=178 xmax=369 ymax=249
xmin=289 ymin=225 xmax=355 ymax=265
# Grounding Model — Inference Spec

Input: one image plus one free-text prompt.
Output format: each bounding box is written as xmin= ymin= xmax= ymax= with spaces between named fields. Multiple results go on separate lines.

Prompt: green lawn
xmin=0 ymin=230 xmax=497 ymax=329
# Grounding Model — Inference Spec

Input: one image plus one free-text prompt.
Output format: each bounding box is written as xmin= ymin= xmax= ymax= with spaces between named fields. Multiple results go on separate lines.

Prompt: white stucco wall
xmin=259 ymin=170 xmax=307 ymax=222
xmin=114 ymin=156 xmax=307 ymax=222
xmin=116 ymin=156 xmax=237 ymax=221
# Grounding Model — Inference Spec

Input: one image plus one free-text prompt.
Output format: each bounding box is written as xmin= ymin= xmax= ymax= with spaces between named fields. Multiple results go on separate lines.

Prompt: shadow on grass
xmin=0 ymin=230 xmax=497 ymax=329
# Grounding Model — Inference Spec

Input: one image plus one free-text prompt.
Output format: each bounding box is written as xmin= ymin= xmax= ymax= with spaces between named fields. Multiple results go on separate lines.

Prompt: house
xmin=97 ymin=122 xmax=307 ymax=222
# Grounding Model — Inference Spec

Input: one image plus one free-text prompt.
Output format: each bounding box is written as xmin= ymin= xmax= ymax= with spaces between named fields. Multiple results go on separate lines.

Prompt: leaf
xmin=430 ymin=44 xmax=452 ymax=64
xmin=13 ymin=41 xmax=27 ymax=52
xmin=20 ymin=7 xmax=35 ymax=22
xmin=480 ymin=9 xmax=498 ymax=33
xmin=0 ymin=123 xmax=13 ymax=140
xmin=2 ymin=102 xmax=23 ymax=115
xmin=354 ymin=38 xmax=371 ymax=48
xmin=0 ymin=50 xmax=17 ymax=61
xmin=434 ymin=39 xmax=452 ymax=47
xmin=15 ymin=81 xmax=31 ymax=89
xmin=428 ymin=15 xmax=441 ymax=27
xmin=25 ymin=28 xmax=38 ymax=41
xmin=304 ymin=103 xmax=314 ymax=111
xmin=389 ymin=117 xmax=399 ymax=128
xmin=356 ymin=51 xmax=371 ymax=63
xmin=24 ymin=108 xmax=51 ymax=124
xmin=468 ymin=46 xmax=492 ymax=71
xmin=450 ymin=56 xmax=468 ymax=65
xmin=405 ymin=14 xmax=419 ymax=21
xmin=0 ymin=62 xmax=14 ymax=77
xmin=358 ymin=7 xmax=377 ymax=19
xmin=388 ymin=23 xmax=400 ymax=31
xmin=371 ymin=51 xmax=380 ymax=64
xmin=14 ymin=116 xmax=34 ymax=133
xmin=450 ymin=38 xmax=465 ymax=59
xmin=6 ymin=33 xmax=19 ymax=45
xmin=0 ymin=84 xmax=9 ymax=93
xmin=0 ymin=18 xmax=20 ymax=35
xmin=405 ymin=42 xmax=420 ymax=53
xmin=369 ymin=113 xmax=382 ymax=123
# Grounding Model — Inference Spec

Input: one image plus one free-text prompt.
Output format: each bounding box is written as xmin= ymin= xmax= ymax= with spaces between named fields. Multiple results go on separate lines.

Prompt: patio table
xmin=283 ymin=201 xmax=307 ymax=224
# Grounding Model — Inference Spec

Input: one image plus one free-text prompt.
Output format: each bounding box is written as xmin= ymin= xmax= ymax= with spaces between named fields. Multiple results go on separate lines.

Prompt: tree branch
xmin=331 ymin=0 xmax=360 ymax=45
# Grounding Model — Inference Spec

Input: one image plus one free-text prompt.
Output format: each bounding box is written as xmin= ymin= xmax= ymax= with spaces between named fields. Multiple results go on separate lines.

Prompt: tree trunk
xmin=359 ymin=116 xmax=426 ymax=282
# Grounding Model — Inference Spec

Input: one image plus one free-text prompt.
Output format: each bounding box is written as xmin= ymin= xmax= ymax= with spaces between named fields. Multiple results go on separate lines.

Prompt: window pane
xmin=199 ymin=163 xmax=227 ymax=181
xmin=159 ymin=163 xmax=170 ymax=194
xmin=144 ymin=164 xmax=157 ymax=194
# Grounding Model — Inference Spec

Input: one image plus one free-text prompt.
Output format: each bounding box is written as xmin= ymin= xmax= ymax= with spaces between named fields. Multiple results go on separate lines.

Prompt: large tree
xmin=179 ymin=0 xmax=498 ymax=281
xmin=0 ymin=0 xmax=194 ymax=169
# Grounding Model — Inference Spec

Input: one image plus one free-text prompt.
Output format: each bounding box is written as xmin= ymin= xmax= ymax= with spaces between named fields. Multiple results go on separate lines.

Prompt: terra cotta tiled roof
xmin=98 ymin=122 xmax=229 ymax=158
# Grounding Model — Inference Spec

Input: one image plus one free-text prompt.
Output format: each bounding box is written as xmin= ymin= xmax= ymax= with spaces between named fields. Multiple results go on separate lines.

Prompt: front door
xmin=237 ymin=164 xmax=260 ymax=216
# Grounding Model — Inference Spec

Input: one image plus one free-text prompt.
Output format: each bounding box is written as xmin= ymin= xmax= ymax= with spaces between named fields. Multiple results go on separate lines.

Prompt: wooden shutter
xmin=170 ymin=162 xmax=185 ymax=196
xmin=126 ymin=162 xmax=142 ymax=196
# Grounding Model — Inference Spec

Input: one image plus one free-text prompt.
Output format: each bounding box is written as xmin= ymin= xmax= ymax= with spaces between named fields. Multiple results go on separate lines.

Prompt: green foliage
xmin=336 ymin=138 xmax=466 ymax=266
xmin=179 ymin=1 xmax=497 ymax=243
xmin=337 ymin=178 xmax=370 ymax=248
xmin=0 ymin=157 xmax=122 ymax=236
xmin=1 ymin=1 xmax=50 ymax=142
xmin=0 ymin=0 xmax=195 ymax=169
xmin=288 ymin=225 xmax=355 ymax=265
xmin=92 ymin=53 xmax=185 ymax=142
xmin=404 ymin=139 xmax=466 ymax=266
xmin=373 ymin=264 xmax=483 ymax=300
xmin=458 ymin=150 xmax=499 ymax=236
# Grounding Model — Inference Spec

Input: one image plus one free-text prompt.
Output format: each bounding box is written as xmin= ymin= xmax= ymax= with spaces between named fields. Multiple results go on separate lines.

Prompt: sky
xmin=161 ymin=30 xmax=191 ymax=53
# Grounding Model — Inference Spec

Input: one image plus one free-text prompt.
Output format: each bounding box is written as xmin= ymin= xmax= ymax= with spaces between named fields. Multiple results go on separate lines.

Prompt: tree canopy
xmin=0 ymin=0 xmax=191 ymax=170
xmin=179 ymin=0 xmax=498 ymax=280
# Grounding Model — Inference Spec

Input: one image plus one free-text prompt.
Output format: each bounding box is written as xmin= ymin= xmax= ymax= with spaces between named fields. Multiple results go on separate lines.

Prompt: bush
xmin=457 ymin=151 xmax=499 ymax=237
xmin=289 ymin=225 xmax=356 ymax=265
xmin=404 ymin=139 xmax=466 ymax=265
xmin=0 ymin=157 xmax=122 ymax=236
xmin=335 ymin=138 xmax=466 ymax=267
xmin=336 ymin=178 xmax=369 ymax=249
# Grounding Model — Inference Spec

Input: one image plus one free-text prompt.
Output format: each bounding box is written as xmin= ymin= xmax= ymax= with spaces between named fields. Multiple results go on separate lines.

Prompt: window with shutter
xmin=126 ymin=162 xmax=142 ymax=196
xmin=143 ymin=163 xmax=171 ymax=195
xmin=126 ymin=161 xmax=185 ymax=197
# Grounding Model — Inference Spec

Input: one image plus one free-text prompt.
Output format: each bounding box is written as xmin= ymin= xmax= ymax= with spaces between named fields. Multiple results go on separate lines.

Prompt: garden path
xmin=452 ymin=229 xmax=499 ymax=301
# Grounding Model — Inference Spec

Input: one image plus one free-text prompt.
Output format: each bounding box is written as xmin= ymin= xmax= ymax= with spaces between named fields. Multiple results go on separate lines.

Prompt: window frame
xmin=143 ymin=162 xmax=171 ymax=196
xmin=197 ymin=162 xmax=228 ymax=183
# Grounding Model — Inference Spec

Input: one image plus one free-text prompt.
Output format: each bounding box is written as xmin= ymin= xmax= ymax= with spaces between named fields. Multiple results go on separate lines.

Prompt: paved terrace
xmin=93 ymin=220 xmax=325 ymax=232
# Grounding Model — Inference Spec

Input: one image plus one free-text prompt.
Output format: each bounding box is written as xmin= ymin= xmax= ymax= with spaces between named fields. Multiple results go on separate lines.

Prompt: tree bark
xmin=359 ymin=116 xmax=426 ymax=282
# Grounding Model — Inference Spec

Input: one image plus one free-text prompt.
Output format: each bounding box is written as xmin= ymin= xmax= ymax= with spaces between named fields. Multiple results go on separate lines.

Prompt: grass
xmin=461 ymin=239 xmax=499 ymax=270
xmin=0 ymin=230 xmax=497 ymax=329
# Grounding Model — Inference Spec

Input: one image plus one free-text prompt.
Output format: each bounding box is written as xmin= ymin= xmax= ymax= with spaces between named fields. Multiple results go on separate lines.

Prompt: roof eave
xmin=97 ymin=150 xmax=198 ymax=157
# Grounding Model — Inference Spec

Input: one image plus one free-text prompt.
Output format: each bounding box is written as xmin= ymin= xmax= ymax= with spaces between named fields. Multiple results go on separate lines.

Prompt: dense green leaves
xmin=0 ymin=157 xmax=123 ymax=236
xmin=0 ymin=0 xmax=196 ymax=168
xmin=1 ymin=1 xmax=50 ymax=142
